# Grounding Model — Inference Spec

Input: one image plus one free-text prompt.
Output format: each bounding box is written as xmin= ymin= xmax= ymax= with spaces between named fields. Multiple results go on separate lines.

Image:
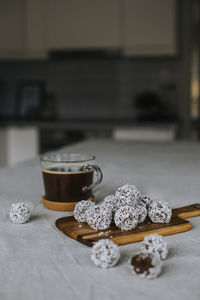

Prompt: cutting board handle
xmin=173 ymin=203 xmax=200 ymax=218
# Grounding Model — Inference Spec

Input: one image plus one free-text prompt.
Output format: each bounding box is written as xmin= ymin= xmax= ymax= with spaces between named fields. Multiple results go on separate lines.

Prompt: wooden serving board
xmin=55 ymin=203 xmax=200 ymax=247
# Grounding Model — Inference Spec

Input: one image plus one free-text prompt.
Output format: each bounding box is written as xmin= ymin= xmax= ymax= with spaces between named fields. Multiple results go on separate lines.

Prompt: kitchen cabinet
xmin=25 ymin=0 xmax=47 ymax=58
xmin=25 ymin=0 xmax=178 ymax=56
xmin=122 ymin=0 xmax=177 ymax=56
xmin=0 ymin=0 xmax=24 ymax=59
xmin=44 ymin=0 xmax=119 ymax=49
xmin=0 ymin=127 xmax=39 ymax=167
xmin=0 ymin=0 xmax=177 ymax=59
xmin=24 ymin=0 xmax=120 ymax=57
xmin=0 ymin=0 xmax=47 ymax=59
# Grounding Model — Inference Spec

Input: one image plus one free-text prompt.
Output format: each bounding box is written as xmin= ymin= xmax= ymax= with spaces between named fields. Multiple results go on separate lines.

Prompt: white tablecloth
xmin=0 ymin=140 xmax=200 ymax=300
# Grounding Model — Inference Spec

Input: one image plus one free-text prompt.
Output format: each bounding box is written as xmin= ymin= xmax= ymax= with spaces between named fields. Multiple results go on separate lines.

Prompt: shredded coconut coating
xmin=141 ymin=195 xmax=152 ymax=208
xmin=148 ymin=199 xmax=172 ymax=223
xmin=102 ymin=194 xmax=117 ymax=214
xmin=9 ymin=203 xmax=31 ymax=224
xmin=134 ymin=201 xmax=147 ymax=223
xmin=114 ymin=205 xmax=138 ymax=230
xmin=141 ymin=234 xmax=168 ymax=260
xmin=115 ymin=183 xmax=141 ymax=209
xmin=91 ymin=239 xmax=120 ymax=268
xmin=86 ymin=205 xmax=112 ymax=230
xmin=74 ymin=200 xmax=94 ymax=222
xmin=130 ymin=252 xmax=162 ymax=279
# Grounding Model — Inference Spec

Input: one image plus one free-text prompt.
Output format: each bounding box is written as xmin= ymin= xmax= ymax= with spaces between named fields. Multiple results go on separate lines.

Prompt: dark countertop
xmin=0 ymin=119 xmax=177 ymax=130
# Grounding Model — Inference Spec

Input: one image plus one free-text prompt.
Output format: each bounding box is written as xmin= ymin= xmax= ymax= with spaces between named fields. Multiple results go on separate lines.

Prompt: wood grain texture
xmin=55 ymin=203 xmax=200 ymax=246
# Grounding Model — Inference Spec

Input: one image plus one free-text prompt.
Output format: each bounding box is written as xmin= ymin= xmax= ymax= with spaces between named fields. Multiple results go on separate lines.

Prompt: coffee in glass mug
xmin=40 ymin=153 xmax=102 ymax=210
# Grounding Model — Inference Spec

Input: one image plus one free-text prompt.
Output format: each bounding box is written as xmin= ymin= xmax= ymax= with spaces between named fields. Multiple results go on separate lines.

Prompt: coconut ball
xmin=141 ymin=234 xmax=168 ymax=260
xmin=130 ymin=252 xmax=162 ymax=279
xmin=91 ymin=239 xmax=120 ymax=269
xmin=114 ymin=205 xmax=138 ymax=230
xmin=115 ymin=183 xmax=141 ymax=208
xmin=141 ymin=195 xmax=152 ymax=208
xmin=102 ymin=194 xmax=116 ymax=214
xmin=74 ymin=200 xmax=94 ymax=222
xmin=86 ymin=205 xmax=112 ymax=230
xmin=148 ymin=199 xmax=172 ymax=223
xmin=134 ymin=201 xmax=147 ymax=223
xmin=9 ymin=203 xmax=31 ymax=224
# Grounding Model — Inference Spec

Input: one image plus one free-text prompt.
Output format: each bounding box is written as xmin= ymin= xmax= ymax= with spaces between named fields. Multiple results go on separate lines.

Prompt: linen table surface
xmin=0 ymin=140 xmax=200 ymax=300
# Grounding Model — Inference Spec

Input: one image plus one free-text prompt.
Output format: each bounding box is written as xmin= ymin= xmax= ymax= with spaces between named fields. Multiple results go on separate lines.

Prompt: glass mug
xmin=40 ymin=153 xmax=102 ymax=210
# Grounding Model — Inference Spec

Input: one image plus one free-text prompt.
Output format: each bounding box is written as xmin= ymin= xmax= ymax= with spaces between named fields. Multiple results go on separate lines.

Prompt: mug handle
xmin=82 ymin=165 xmax=103 ymax=192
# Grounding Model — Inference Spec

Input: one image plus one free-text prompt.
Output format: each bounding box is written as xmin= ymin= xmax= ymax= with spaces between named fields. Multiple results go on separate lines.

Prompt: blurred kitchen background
xmin=0 ymin=0 xmax=200 ymax=167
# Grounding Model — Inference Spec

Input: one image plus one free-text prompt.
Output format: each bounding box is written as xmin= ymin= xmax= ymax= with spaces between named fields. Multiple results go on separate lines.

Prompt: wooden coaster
xmin=42 ymin=195 xmax=95 ymax=211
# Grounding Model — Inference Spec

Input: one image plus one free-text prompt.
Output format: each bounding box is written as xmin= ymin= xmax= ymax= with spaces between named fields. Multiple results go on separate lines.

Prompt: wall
xmin=0 ymin=56 xmax=185 ymax=120
xmin=0 ymin=1 xmax=191 ymax=138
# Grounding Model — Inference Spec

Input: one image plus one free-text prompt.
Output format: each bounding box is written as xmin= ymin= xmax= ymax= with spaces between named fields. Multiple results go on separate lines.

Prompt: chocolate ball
xmin=91 ymin=239 xmax=120 ymax=268
xmin=130 ymin=252 xmax=162 ymax=279
xmin=86 ymin=205 xmax=112 ymax=230
xmin=9 ymin=203 xmax=31 ymax=224
xmin=134 ymin=201 xmax=147 ymax=223
xmin=115 ymin=183 xmax=141 ymax=209
xmin=114 ymin=205 xmax=138 ymax=230
xmin=141 ymin=234 xmax=168 ymax=260
xmin=102 ymin=194 xmax=117 ymax=214
xmin=74 ymin=200 xmax=94 ymax=222
xmin=148 ymin=199 xmax=172 ymax=223
xmin=141 ymin=195 xmax=152 ymax=208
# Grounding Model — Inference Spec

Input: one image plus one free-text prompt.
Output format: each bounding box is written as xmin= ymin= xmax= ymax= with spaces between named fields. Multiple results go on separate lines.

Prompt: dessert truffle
xmin=91 ymin=239 xmax=120 ymax=268
xmin=148 ymin=199 xmax=172 ymax=223
xmin=115 ymin=183 xmax=141 ymax=208
xmin=130 ymin=252 xmax=162 ymax=279
xmin=114 ymin=205 xmax=138 ymax=230
xmin=9 ymin=203 xmax=31 ymax=224
xmin=86 ymin=205 xmax=112 ymax=230
xmin=134 ymin=201 xmax=147 ymax=223
xmin=102 ymin=194 xmax=116 ymax=214
xmin=141 ymin=234 xmax=168 ymax=260
xmin=74 ymin=200 xmax=94 ymax=222
xmin=141 ymin=195 xmax=152 ymax=208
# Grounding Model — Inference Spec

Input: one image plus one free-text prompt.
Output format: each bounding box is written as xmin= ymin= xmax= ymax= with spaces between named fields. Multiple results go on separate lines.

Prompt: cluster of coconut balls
xmin=74 ymin=183 xmax=172 ymax=231
xmin=91 ymin=233 xmax=168 ymax=279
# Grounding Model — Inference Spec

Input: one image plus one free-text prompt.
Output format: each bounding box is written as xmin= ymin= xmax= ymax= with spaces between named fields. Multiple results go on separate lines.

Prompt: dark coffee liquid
xmin=42 ymin=166 xmax=94 ymax=203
